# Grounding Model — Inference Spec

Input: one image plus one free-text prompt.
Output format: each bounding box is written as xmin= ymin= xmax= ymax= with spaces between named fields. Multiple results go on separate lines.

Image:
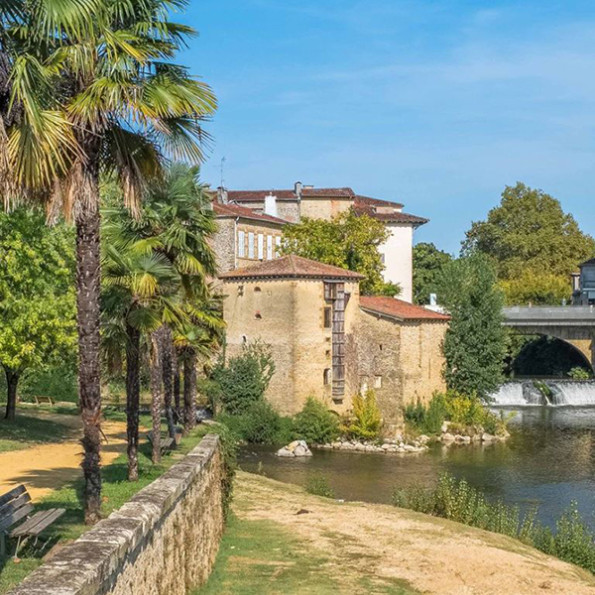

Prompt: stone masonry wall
xmin=10 ymin=435 xmax=224 ymax=595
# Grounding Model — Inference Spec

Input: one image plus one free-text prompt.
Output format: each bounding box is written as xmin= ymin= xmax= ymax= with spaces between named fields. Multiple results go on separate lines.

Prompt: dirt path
xmin=0 ymin=416 xmax=129 ymax=501
xmin=233 ymin=471 xmax=595 ymax=595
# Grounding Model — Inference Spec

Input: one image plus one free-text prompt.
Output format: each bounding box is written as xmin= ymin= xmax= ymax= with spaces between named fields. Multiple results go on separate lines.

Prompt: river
xmin=238 ymin=404 xmax=595 ymax=530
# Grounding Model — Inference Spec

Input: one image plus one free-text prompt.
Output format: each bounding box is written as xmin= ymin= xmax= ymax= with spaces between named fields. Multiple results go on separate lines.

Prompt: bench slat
xmin=11 ymin=508 xmax=65 ymax=537
xmin=0 ymin=503 xmax=34 ymax=533
xmin=0 ymin=492 xmax=31 ymax=520
xmin=0 ymin=485 xmax=26 ymax=509
xmin=10 ymin=510 xmax=53 ymax=537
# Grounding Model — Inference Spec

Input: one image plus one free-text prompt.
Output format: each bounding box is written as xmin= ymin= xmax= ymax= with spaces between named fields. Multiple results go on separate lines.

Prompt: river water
xmin=238 ymin=405 xmax=595 ymax=530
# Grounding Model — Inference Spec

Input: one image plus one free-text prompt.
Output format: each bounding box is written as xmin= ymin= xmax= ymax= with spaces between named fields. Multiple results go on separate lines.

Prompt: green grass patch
xmin=197 ymin=516 xmax=338 ymax=595
xmin=0 ymin=425 xmax=214 ymax=593
xmin=0 ymin=415 xmax=75 ymax=453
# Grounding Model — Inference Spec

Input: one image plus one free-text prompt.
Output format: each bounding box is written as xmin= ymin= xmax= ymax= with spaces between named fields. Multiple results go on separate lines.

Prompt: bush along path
xmin=198 ymin=471 xmax=595 ymax=595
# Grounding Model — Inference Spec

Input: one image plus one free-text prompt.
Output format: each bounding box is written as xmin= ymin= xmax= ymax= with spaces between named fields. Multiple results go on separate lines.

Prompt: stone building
xmin=219 ymin=255 xmax=363 ymax=416
xmin=358 ymin=296 xmax=450 ymax=431
xmin=219 ymin=255 xmax=449 ymax=430
xmin=211 ymin=202 xmax=288 ymax=274
xmin=225 ymin=183 xmax=428 ymax=302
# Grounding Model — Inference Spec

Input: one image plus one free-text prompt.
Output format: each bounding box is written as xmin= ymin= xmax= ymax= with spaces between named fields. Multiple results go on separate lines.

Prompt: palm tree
xmin=102 ymin=218 xmax=185 ymax=474
xmin=3 ymin=1 xmax=216 ymax=523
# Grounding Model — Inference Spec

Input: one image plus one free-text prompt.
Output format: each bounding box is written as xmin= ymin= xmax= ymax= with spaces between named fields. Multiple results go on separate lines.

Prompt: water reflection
xmin=238 ymin=406 xmax=595 ymax=530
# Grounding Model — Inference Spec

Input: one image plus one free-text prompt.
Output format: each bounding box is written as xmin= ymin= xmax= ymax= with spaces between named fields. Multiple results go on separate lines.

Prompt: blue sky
xmin=178 ymin=0 xmax=595 ymax=254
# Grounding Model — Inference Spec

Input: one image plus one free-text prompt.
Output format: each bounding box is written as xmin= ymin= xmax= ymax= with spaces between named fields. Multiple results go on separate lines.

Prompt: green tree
xmin=413 ymin=242 xmax=452 ymax=304
xmin=0 ymin=209 xmax=76 ymax=420
xmin=282 ymin=209 xmax=399 ymax=296
xmin=437 ymin=253 xmax=507 ymax=399
xmin=463 ymin=183 xmax=595 ymax=305
xmin=3 ymin=0 xmax=216 ymax=523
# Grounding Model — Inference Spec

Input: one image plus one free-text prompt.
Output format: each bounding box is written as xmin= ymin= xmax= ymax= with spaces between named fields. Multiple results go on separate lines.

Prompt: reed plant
xmin=393 ymin=473 xmax=595 ymax=574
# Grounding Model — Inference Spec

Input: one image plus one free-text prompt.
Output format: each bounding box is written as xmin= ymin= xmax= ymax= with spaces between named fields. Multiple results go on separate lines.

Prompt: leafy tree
xmin=282 ymin=209 xmax=399 ymax=296
xmin=212 ymin=342 xmax=275 ymax=415
xmin=0 ymin=209 xmax=76 ymax=420
xmin=413 ymin=242 xmax=452 ymax=305
xmin=463 ymin=183 xmax=595 ymax=305
xmin=341 ymin=390 xmax=382 ymax=440
xmin=3 ymin=0 xmax=216 ymax=523
xmin=437 ymin=253 xmax=507 ymax=399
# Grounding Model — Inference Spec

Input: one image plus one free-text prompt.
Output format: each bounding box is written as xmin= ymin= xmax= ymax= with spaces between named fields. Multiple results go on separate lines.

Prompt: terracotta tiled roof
xmin=227 ymin=187 xmax=356 ymax=202
xmin=360 ymin=296 xmax=450 ymax=321
xmin=353 ymin=205 xmax=429 ymax=225
xmin=212 ymin=202 xmax=289 ymax=225
xmin=219 ymin=254 xmax=364 ymax=281
xmin=353 ymin=194 xmax=404 ymax=209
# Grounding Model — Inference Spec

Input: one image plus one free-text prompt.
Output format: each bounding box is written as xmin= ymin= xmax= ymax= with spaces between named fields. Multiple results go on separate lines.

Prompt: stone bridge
xmin=503 ymin=306 xmax=595 ymax=369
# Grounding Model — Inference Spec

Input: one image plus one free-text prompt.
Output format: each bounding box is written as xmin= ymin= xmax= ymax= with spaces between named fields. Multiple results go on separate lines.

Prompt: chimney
xmin=264 ymin=193 xmax=278 ymax=217
xmin=216 ymin=186 xmax=228 ymax=204
xmin=429 ymin=293 xmax=437 ymax=307
xmin=294 ymin=181 xmax=303 ymax=201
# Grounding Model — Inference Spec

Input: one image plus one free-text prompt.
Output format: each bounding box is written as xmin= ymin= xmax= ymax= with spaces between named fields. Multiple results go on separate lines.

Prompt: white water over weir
xmin=490 ymin=381 xmax=595 ymax=407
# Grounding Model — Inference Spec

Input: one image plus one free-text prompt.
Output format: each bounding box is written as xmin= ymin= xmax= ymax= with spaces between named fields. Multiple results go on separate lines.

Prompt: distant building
xmin=572 ymin=259 xmax=595 ymax=305
xmin=211 ymin=201 xmax=287 ymax=274
xmin=220 ymin=255 xmax=449 ymax=432
xmin=220 ymin=183 xmax=428 ymax=302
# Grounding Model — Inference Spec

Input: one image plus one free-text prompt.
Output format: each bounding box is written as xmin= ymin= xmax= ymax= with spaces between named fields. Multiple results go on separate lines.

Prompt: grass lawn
xmin=197 ymin=515 xmax=414 ymax=595
xmin=0 ymin=415 xmax=76 ymax=453
xmin=0 ymin=424 xmax=213 ymax=594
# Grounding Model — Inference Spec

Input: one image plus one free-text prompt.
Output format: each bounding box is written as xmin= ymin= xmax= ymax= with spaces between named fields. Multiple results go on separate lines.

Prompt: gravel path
xmin=0 ymin=415 xmax=129 ymax=501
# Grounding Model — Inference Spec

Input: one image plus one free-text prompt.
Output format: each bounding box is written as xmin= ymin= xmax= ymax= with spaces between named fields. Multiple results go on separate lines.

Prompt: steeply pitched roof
xmin=212 ymin=202 xmax=289 ymax=226
xmin=219 ymin=254 xmax=364 ymax=281
xmin=360 ymin=296 xmax=450 ymax=321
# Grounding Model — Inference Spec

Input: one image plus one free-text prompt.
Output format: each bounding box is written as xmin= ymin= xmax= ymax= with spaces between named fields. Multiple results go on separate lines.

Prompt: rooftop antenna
xmin=220 ymin=156 xmax=226 ymax=189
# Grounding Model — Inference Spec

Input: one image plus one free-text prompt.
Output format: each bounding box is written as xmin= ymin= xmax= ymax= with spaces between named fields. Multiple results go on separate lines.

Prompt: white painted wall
xmin=379 ymin=223 xmax=414 ymax=302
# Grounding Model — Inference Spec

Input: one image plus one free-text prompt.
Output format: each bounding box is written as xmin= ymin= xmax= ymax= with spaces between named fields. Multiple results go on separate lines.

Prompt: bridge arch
xmin=503 ymin=306 xmax=595 ymax=371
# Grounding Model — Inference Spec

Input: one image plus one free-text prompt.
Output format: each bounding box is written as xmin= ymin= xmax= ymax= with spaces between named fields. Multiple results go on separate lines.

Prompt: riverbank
xmin=200 ymin=471 xmax=595 ymax=594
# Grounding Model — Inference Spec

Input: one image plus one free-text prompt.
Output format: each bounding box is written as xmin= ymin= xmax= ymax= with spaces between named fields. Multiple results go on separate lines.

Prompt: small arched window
xmin=254 ymin=286 xmax=262 ymax=293
xmin=323 ymin=368 xmax=331 ymax=385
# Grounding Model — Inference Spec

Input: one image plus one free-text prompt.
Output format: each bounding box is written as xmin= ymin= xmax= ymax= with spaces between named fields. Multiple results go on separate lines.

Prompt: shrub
xmin=306 ymin=474 xmax=335 ymax=499
xmin=392 ymin=474 xmax=595 ymax=574
xmin=293 ymin=397 xmax=340 ymax=444
xmin=342 ymin=390 xmax=382 ymax=441
xmin=212 ymin=341 xmax=275 ymax=415
xmin=218 ymin=400 xmax=285 ymax=445
xmin=19 ymin=364 xmax=78 ymax=403
xmin=568 ymin=367 xmax=592 ymax=380
xmin=406 ymin=391 xmax=506 ymax=436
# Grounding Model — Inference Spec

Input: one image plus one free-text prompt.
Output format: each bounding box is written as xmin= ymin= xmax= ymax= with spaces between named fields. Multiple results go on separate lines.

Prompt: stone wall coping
xmin=8 ymin=433 xmax=221 ymax=595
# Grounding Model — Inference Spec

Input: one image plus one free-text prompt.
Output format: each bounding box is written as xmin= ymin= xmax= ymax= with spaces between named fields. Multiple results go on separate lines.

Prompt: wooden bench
xmin=34 ymin=395 xmax=54 ymax=406
xmin=0 ymin=485 xmax=65 ymax=559
xmin=146 ymin=431 xmax=174 ymax=455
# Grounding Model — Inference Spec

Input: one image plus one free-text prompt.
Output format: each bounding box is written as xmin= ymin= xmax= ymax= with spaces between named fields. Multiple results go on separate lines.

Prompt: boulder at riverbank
xmin=276 ymin=440 xmax=313 ymax=458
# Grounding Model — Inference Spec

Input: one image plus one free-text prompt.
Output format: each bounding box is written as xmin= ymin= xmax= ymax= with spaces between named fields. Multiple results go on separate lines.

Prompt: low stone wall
xmin=10 ymin=434 xmax=224 ymax=595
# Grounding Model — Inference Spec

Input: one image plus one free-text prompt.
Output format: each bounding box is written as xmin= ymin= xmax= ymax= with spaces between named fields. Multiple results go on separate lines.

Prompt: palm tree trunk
xmin=150 ymin=331 xmax=162 ymax=464
xmin=159 ymin=326 xmax=176 ymax=439
xmin=3 ymin=367 xmax=18 ymax=421
xmin=76 ymin=198 xmax=102 ymax=525
xmin=125 ymin=324 xmax=141 ymax=481
xmin=183 ymin=350 xmax=197 ymax=433
xmin=173 ymin=349 xmax=181 ymax=421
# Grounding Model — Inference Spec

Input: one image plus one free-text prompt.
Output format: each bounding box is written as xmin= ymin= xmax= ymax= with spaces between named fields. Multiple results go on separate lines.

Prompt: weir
xmin=490 ymin=380 xmax=595 ymax=407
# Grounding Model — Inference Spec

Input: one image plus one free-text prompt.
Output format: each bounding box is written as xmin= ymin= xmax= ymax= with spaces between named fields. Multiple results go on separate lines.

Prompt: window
xmin=255 ymin=311 xmax=262 ymax=319
xmin=238 ymin=230 xmax=245 ymax=257
xmin=323 ymin=306 xmax=332 ymax=328
xmin=254 ymin=286 xmax=262 ymax=293
xmin=266 ymin=235 xmax=273 ymax=260
xmin=323 ymin=368 xmax=331 ymax=385
xmin=257 ymin=233 xmax=264 ymax=259
xmin=275 ymin=236 xmax=281 ymax=257
xmin=248 ymin=232 xmax=255 ymax=258
xmin=374 ymin=376 xmax=382 ymax=389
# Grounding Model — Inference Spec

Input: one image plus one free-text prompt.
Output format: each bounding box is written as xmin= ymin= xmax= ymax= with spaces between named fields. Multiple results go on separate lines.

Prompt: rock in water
xmin=276 ymin=440 xmax=312 ymax=457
